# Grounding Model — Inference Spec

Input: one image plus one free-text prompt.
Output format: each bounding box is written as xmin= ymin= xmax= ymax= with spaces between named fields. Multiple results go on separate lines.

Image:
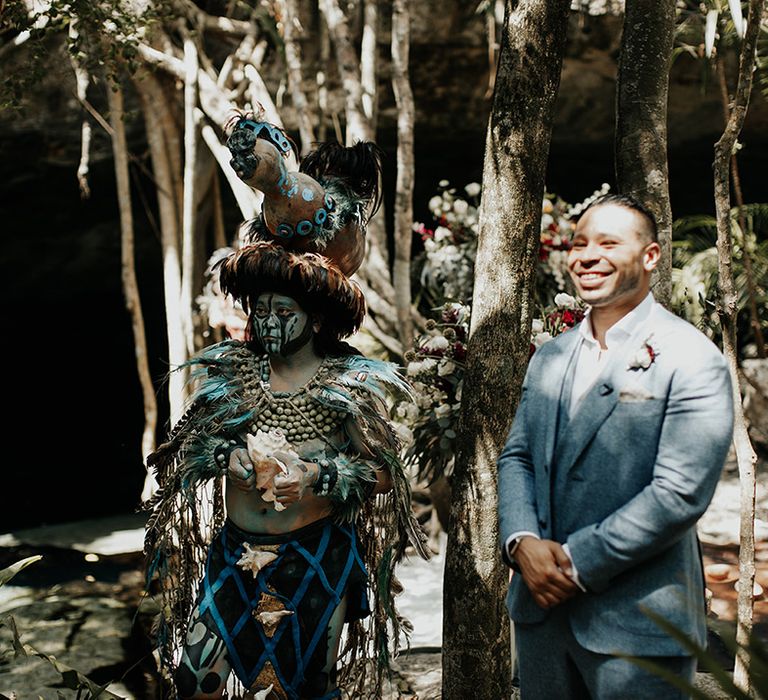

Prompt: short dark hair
xmin=581 ymin=193 xmax=658 ymax=243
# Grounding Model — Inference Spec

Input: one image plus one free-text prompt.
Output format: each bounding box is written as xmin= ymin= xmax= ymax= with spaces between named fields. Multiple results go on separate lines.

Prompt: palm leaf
xmin=629 ymin=609 xmax=752 ymax=700
xmin=0 ymin=555 xmax=42 ymax=586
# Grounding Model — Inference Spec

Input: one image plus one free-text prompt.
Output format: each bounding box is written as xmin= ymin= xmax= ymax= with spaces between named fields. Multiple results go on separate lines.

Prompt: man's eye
xmin=277 ymin=308 xmax=293 ymax=317
xmin=254 ymin=308 xmax=267 ymax=317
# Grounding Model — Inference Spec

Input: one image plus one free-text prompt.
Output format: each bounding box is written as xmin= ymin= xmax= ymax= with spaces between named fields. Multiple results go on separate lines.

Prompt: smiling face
xmin=252 ymin=293 xmax=314 ymax=357
xmin=567 ymin=203 xmax=660 ymax=313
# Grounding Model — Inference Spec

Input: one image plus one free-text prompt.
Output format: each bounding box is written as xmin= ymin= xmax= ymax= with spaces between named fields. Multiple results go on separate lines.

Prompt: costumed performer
xmin=144 ymin=117 xmax=427 ymax=700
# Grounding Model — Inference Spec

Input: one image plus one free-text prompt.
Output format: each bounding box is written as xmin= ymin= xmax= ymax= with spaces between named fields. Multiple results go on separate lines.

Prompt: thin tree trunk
xmin=107 ymin=84 xmax=159 ymax=501
xmin=361 ymin=0 xmax=378 ymax=126
xmin=442 ymin=1 xmax=571 ymax=697
xmin=136 ymin=71 xmax=188 ymax=426
xmin=181 ymin=36 xmax=200 ymax=357
xmin=717 ymin=58 xmax=766 ymax=358
xmin=69 ymin=22 xmax=91 ymax=199
xmin=712 ymin=0 xmax=765 ymax=691
xmin=391 ymin=0 xmax=414 ymax=349
xmin=279 ymin=0 xmax=316 ymax=155
xmin=615 ymin=0 xmax=674 ymax=306
xmin=317 ymin=15 xmax=330 ymax=143
xmin=319 ymin=0 xmax=374 ymax=143
xmin=212 ymin=170 xmax=227 ymax=249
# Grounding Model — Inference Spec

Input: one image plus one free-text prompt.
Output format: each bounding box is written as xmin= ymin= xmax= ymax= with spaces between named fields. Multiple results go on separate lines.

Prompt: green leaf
xmin=638 ymin=608 xmax=751 ymax=699
xmin=0 ymin=555 xmax=42 ymax=586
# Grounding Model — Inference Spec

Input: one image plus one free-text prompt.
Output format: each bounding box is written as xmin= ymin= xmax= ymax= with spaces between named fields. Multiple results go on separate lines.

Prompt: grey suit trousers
xmin=515 ymin=606 xmax=695 ymax=699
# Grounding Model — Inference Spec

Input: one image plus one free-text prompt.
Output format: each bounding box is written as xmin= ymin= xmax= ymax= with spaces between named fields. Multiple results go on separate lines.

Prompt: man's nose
xmin=265 ymin=313 xmax=280 ymax=329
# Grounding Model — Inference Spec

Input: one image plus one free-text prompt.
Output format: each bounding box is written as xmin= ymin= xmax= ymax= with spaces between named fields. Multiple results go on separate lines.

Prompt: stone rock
xmin=743 ymin=359 xmax=768 ymax=453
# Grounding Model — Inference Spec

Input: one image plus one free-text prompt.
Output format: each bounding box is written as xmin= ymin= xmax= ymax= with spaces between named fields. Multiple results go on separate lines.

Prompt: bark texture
xmin=391 ymin=0 xmax=414 ymax=349
xmin=712 ymin=0 xmax=765 ymax=691
xmin=615 ymin=0 xmax=675 ymax=305
xmin=441 ymin=1 xmax=572 ymax=697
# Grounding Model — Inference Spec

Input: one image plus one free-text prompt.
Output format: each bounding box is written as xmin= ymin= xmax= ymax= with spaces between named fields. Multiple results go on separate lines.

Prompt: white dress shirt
xmin=506 ymin=294 xmax=657 ymax=591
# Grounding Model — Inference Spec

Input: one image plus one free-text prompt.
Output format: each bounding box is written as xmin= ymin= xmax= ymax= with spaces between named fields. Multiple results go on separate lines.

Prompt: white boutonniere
xmin=628 ymin=334 xmax=658 ymax=371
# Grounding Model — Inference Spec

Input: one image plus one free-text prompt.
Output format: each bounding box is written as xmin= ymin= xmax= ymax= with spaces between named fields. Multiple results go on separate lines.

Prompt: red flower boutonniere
xmin=628 ymin=335 xmax=658 ymax=371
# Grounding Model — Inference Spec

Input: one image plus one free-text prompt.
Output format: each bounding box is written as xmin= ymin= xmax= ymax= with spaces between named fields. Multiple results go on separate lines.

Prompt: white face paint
xmin=252 ymin=293 xmax=312 ymax=356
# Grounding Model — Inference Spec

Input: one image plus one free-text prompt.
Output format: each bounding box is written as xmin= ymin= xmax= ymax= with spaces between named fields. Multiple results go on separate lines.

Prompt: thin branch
xmin=712 ymin=0 xmax=766 ymax=691
xmin=107 ymin=83 xmax=158 ymax=501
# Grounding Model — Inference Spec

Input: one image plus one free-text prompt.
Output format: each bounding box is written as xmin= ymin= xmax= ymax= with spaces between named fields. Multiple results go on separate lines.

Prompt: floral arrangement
xmin=396 ymin=302 xmax=470 ymax=481
xmin=414 ymin=181 xmax=481 ymax=304
xmin=401 ymin=183 xmax=603 ymax=481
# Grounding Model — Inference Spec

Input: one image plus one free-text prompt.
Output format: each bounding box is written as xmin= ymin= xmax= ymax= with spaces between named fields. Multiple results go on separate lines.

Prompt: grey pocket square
xmin=619 ymin=386 xmax=656 ymax=402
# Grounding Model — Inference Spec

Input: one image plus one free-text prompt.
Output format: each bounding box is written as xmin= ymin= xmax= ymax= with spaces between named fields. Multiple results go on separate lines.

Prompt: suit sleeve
xmin=497 ymin=359 xmax=542 ymax=568
xmin=566 ymin=346 xmax=733 ymax=593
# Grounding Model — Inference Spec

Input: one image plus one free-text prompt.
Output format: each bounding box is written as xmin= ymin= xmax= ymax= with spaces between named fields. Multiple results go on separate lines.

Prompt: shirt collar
xmin=579 ymin=293 xmax=655 ymax=348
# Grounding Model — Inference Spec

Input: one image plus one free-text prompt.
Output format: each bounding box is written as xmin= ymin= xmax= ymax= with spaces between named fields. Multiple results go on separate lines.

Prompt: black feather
xmin=300 ymin=141 xmax=384 ymax=218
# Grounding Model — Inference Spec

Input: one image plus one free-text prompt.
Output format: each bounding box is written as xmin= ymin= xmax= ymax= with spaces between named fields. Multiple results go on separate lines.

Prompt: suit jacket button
xmin=538 ymin=518 xmax=547 ymax=529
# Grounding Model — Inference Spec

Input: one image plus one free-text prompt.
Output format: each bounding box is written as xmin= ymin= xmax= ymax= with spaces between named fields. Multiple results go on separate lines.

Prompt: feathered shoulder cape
xmin=144 ymin=341 xmax=428 ymax=697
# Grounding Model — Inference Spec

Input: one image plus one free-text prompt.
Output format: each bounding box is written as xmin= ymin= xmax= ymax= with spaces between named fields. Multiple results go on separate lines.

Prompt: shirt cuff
xmin=562 ymin=543 xmax=587 ymax=592
xmin=504 ymin=531 xmax=540 ymax=560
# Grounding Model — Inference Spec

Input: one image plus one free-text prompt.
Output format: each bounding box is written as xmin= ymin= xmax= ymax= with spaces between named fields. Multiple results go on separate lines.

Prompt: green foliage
xmin=671 ymin=203 xmax=768 ymax=351
xmin=628 ymin=609 xmax=768 ymax=699
xmin=0 ymin=556 xmax=125 ymax=699
xmin=0 ymin=0 xmax=173 ymax=111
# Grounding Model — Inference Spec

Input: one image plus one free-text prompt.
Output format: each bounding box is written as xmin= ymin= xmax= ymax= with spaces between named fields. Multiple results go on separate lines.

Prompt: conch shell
xmin=246 ymin=429 xmax=299 ymax=511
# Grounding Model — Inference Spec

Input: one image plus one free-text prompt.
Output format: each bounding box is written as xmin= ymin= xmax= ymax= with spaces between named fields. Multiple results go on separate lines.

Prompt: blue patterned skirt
xmin=195 ymin=517 xmax=369 ymax=698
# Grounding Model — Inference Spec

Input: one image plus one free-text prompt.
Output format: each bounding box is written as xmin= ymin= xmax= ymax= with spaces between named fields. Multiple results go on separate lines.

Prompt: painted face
xmin=252 ymin=293 xmax=313 ymax=357
xmin=567 ymin=204 xmax=660 ymax=311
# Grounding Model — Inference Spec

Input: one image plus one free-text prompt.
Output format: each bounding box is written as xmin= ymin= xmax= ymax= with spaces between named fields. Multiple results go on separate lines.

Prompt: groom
xmin=498 ymin=194 xmax=734 ymax=698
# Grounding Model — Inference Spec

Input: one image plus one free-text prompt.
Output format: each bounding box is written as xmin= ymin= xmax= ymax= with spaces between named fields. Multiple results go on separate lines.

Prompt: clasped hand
xmin=227 ymin=447 xmax=317 ymax=506
xmin=514 ymin=537 xmax=580 ymax=610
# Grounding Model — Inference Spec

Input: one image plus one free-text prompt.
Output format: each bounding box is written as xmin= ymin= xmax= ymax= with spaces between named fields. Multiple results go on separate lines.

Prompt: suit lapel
xmin=553 ymin=306 xmax=658 ymax=478
xmin=542 ymin=328 xmax=581 ymax=468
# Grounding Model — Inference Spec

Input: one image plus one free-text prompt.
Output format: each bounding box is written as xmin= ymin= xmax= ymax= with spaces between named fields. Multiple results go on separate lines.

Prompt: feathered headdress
xmin=217 ymin=242 xmax=366 ymax=339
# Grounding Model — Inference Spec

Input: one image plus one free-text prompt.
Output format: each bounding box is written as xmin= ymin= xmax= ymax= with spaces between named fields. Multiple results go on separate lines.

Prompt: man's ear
xmin=312 ymin=314 xmax=323 ymax=333
xmin=643 ymin=242 xmax=661 ymax=272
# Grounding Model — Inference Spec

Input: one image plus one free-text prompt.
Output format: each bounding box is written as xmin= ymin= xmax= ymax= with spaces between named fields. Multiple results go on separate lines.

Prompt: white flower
xmin=541 ymin=213 xmax=554 ymax=229
xmin=395 ymin=423 xmax=414 ymax=445
xmin=405 ymin=403 xmax=420 ymax=422
xmin=434 ymin=226 xmax=452 ymax=242
xmin=406 ymin=361 xmax=424 ymax=376
xmin=453 ymin=199 xmax=469 ymax=216
xmin=465 ymin=182 xmax=481 ymax=197
xmin=439 ymin=179 xmax=450 ymax=187
xmin=531 ymin=319 xmax=545 ymax=335
xmin=424 ymin=238 xmax=437 ymax=253
xmin=533 ymin=331 xmax=553 ymax=348
xmin=425 ymin=335 xmax=450 ymax=352
xmin=428 ymin=195 xmax=442 ymax=212
xmin=422 ymin=358 xmax=438 ymax=372
xmin=554 ymin=292 xmax=578 ymax=309
xmin=435 ymin=404 xmax=452 ymax=418
xmin=542 ymin=198 xmax=554 ymax=214
xmin=438 ymin=360 xmax=456 ymax=376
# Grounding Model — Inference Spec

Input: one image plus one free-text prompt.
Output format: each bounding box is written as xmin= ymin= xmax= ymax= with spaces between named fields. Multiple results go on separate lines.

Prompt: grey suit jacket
xmin=498 ymin=303 xmax=733 ymax=656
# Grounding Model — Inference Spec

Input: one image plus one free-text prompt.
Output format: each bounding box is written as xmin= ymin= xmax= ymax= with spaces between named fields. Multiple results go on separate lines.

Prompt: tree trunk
xmin=136 ymin=71 xmax=188 ymax=426
xmin=279 ymin=0 xmax=316 ymax=155
xmin=68 ymin=21 xmax=91 ymax=199
xmin=615 ymin=0 xmax=674 ymax=306
xmin=712 ymin=0 xmax=765 ymax=691
xmin=180 ymin=36 xmax=200 ymax=357
xmin=391 ymin=0 xmax=414 ymax=349
xmin=717 ymin=59 xmax=766 ymax=358
xmin=107 ymin=84 xmax=159 ymax=501
xmin=442 ymin=1 xmax=571 ymax=698
xmin=361 ymin=0 xmax=378 ymax=126
xmin=319 ymin=0 xmax=374 ymax=143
